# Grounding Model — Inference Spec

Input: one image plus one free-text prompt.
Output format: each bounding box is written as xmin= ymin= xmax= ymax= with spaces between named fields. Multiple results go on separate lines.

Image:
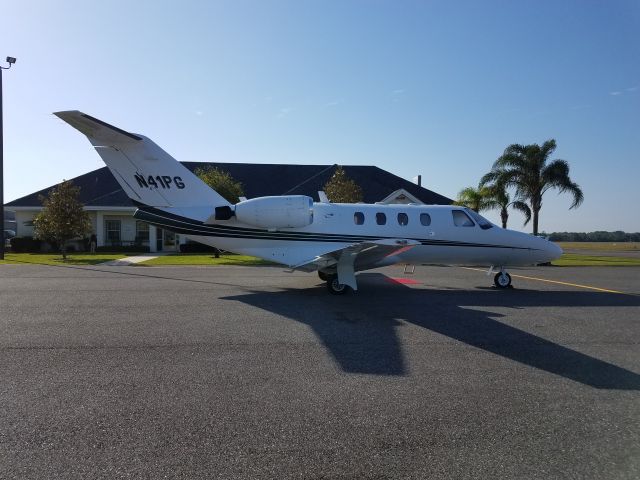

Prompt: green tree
xmin=481 ymin=139 xmax=583 ymax=235
xmin=195 ymin=166 xmax=244 ymax=203
xmin=483 ymin=183 xmax=531 ymax=229
xmin=33 ymin=180 xmax=92 ymax=260
xmin=453 ymin=186 xmax=493 ymax=212
xmin=323 ymin=166 xmax=363 ymax=203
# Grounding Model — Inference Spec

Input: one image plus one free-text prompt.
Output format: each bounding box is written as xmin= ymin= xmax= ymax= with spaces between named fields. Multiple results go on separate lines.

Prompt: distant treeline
xmin=545 ymin=231 xmax=640 ymax=242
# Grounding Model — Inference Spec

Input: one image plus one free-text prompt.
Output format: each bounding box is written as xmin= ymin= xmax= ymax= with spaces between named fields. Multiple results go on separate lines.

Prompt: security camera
xmin=6 ymin=57 xmax=16 ymax=64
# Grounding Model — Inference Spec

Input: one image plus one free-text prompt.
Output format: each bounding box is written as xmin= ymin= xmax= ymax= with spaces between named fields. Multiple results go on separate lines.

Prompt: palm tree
xmin=483 ymin=183 xmax=531 ymax=229
xmin=481 ymin=139 xmax=583 ymax=235
xmin=454 ymin=186 xmax=493 ymax=212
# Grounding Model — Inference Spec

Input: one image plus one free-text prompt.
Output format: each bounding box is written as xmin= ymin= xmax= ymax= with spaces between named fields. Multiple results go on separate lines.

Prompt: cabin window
xmin=397 ymin=213 xmax=409 ymax=226
xmin=420 ymin=213 xmax=431 ymax=226
xmin=376 ymin=212 xmax=386 ymax=225
xmin=452 ymin=210 xmax=475 ymax=227
xmin=465 ymin=208 xmax=493 ymax=230
xmin=354 ymin=212 xmax=365 ymax=225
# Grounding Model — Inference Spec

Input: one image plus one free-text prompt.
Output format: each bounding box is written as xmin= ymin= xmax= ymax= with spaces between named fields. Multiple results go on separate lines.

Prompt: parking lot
xmin=1 ymin=263 xmax=639 ymax=479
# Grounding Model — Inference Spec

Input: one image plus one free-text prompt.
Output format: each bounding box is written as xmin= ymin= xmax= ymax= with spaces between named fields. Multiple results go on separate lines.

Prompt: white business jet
xmin=54 ymin=111 xmax=562 ymax=294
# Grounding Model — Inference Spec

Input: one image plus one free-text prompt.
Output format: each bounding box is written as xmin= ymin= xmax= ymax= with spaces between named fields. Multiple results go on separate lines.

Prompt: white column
xmin=149 ymin=225 xmax=157 ymax=253
xmin=96 ymin=211 xmax=105 ymax=246
xmin=178 ymin=234 xmax=186 ymax=252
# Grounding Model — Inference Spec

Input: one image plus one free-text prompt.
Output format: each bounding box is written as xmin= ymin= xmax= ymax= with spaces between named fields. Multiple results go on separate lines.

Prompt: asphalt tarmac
xmin=1 ymin=263 xmax=639 ymax=479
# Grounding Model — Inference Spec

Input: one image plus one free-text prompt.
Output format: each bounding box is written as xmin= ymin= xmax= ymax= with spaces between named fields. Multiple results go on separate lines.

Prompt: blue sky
xmin=2 ymin=0 xmax=639 ymax=232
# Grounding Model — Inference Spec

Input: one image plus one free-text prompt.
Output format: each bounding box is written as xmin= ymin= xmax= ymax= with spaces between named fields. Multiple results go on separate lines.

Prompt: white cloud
xmin=276 ymin=107 xmax=293 ymax=119
xmin=609 ymin=85 xmax=638 ymax=96
xmin=391 ymin=89 xmax=405 ymax=95
xmin=323 ymin=100 xmax=341 ymax=109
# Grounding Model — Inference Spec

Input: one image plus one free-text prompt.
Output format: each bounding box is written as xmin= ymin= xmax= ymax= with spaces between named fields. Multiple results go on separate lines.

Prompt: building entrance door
xmin=154 ymin=228 xmax=177 ymax=252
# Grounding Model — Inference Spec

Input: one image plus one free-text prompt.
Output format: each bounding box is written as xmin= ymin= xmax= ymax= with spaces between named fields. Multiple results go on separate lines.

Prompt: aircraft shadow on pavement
xmin=222 ymin=273 xmax=640 ymax=390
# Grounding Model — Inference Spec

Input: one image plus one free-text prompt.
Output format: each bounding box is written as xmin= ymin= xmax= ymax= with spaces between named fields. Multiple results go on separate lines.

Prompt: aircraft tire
xmin=318 ymin=271 xmax=330 ymax=281
xmin=327 ymin=276 xmax=349 ymax=295
xmin=494 ymin=272 xmax=512 ymax=289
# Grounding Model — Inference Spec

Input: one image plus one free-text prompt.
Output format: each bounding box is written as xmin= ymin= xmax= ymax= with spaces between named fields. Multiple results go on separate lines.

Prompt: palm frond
xmin=455 ymin=186 xmax=494 ymax=212
xmin=493 ymin=152 xmax=528 ymax=171
xmin=511 ymin=200 xmax=532 ymax=225
xmin=541 ymin=159 xmax=570 ymax=185
xmin=482 ymin=199 xmax=501 ymax=210
xmin=562 ymin=181 xmax=584 ymax=209
xmin=540 ymin=139 xmax=557 ymax=159
xmin=503 ymin=144 xmax=527 ymax=157
xmin=541 ymin=159 xmax=583 ymax=208
xmin=479 ymin=170 xmax=500 ymax=186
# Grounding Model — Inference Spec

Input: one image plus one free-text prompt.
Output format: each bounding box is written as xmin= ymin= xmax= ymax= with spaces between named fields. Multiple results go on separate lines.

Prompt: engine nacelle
xmin=232 ymin=195 xmax=314 ymax=229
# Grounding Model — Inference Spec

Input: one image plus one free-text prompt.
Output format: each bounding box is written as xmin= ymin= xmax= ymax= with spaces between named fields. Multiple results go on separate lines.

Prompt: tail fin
xmin=53 ymin=111 xmax=230 ymax=208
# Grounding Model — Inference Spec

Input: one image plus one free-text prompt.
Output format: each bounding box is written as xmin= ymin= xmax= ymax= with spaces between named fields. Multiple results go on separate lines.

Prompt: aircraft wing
xmin=292 ymin=238 xmax=420 ymax=289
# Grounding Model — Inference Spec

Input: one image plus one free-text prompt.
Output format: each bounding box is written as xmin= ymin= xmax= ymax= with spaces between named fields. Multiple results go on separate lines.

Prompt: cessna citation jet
xmin=54 ymin=111 xmax=562 ymax=294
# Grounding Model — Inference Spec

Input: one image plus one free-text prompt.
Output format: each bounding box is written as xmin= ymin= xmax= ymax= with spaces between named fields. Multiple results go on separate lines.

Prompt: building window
xmin=452 ymin=210 xmax=475 ymax=227
xmin=397 ymin=213 xmax=409 ymax=226
xmin=420 ymin=213 xmax=431 ymax=226
xmin=136 ymin=221 xmax=150 ymax=244
xmin=105 ymin=220 xmax=121 ymax=244
xmin=376 ymin=212 xmax=386 ymax=225
xmin=354 ymin=212 xmax=365 ymax=225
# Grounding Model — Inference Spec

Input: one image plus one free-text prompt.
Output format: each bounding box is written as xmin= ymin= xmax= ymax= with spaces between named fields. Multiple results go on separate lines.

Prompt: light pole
xmin=1 ymin=56 xmax=16 ymax=260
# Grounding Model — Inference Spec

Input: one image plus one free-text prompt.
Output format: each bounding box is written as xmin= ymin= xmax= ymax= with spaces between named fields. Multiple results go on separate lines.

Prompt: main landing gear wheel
xmin=494 ymin=271 xmax=512 ymax=289
xmin=326 ymin=275 xmax=349 ymax=295
xmin=318 ymin=271 xmax=330 ymax=281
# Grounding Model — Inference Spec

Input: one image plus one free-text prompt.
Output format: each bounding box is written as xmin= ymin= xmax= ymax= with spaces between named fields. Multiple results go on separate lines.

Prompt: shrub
xmin=179 ymin=242 xmax=221 ymax=254
xmin=9 ymin=236 xmax=43 ymax=253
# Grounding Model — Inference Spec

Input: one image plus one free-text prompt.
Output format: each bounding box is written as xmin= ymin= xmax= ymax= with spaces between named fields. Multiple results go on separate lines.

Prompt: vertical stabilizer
xmin=53 ymin=111 xmax=230 ymax=208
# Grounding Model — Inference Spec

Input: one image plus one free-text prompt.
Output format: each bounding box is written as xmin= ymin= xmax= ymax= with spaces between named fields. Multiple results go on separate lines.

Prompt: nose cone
xmin=520 ymin=234 xmax=563 ymax=264
xmin=539 ymin=238 xmax=563 ymax=263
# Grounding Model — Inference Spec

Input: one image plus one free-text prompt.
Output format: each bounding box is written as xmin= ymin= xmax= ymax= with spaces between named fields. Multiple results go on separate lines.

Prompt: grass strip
xmin=0 ymin=253 xmax=128 ymax=266
xmin=556 ymin=242 xmax=640 ymax=252
xmin=552 ymin=254 xmax=640 ymax=267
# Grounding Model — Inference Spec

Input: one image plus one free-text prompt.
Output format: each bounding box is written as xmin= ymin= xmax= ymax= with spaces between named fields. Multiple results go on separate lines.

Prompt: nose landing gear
xmin=494 ymin=269 xmax=512 ymax=289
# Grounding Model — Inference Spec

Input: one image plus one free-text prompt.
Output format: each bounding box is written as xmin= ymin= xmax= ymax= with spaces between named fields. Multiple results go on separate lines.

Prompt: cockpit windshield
xmin=465 ymin=208 xmax=494 ymax=230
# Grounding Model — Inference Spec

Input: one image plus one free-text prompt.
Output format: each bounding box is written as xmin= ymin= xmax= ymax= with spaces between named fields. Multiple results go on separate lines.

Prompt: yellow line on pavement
xmin=461 ymin=267 xmax=626 ymax=294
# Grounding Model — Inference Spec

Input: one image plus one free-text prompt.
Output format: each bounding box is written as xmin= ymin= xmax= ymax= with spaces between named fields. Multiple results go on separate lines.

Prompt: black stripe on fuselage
xmin=134 ymin=206 xmax=538 ymax=251
xmin=134 ymin=209 xmax=376 ymax=243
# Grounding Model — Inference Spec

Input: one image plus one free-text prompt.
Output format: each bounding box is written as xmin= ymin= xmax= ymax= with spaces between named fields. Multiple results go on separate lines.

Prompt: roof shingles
xmin=7 ymin=163 xmax=452 ymax=207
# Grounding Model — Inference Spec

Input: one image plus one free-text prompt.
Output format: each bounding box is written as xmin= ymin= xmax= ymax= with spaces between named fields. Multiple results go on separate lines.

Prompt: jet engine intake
xmin=214 ymin=205 xmax=234 ymax=220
